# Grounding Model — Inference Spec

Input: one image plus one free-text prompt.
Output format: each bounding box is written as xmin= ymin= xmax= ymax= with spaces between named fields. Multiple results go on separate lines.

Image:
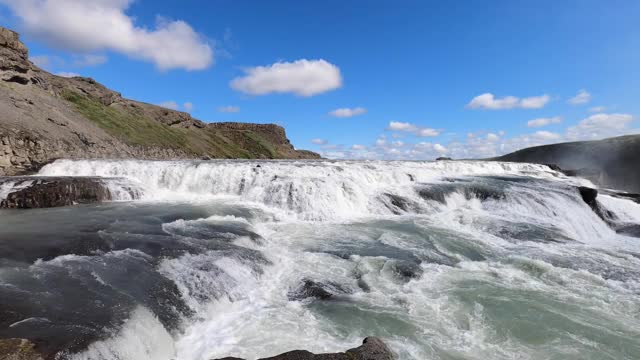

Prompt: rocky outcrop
xmin=214 ymin=337 xmax=396 ymax=360
xmin=0 ymin=338 xmax=43 ymax=360
xmin=492 ymin=135 xmax=640 ymax=193
xmin=0 ymin=26 xmax=320 ymax=176
xmin=0 ymin=177 xmax=136 ymax=208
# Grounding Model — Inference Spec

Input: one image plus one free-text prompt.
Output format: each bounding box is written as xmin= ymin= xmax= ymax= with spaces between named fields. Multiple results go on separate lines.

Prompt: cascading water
xmin=1 ymin=159 xmax=640 ymax=360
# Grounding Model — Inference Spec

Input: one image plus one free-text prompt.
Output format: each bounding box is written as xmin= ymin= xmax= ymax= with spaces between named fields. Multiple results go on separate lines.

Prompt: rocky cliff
xmin=492 ymin=134 xmax=640 ymax=193
xmin=0 ymin=27 xmax=319 ymax=176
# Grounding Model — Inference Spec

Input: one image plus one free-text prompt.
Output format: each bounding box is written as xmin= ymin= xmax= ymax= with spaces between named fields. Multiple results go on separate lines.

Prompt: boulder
xmin=212 ymin=337 xmax=395 ymax=360
xmin=0 ymin=176 xmax=133 ymax=208
xmin=287 ymin=279 xmax=350 ymax=301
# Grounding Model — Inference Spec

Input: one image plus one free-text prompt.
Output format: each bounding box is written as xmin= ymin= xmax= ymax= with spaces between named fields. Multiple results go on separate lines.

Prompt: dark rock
xmin=436 ymin=157 xmax=452 ymax=161
xmin=0 ymin=176 xmax=136 ymax=208
xmin=288 ymin=279 xmax=349 ymax=301
xmin=389 ymin=260 xmax=423 ymax=281
xmin=578 ymin=186 xmax=598 ymax=207
xmin=544 ymin=163 xmax=562 ymax=172
xmin=492 ymin=135 xmax=640 ymax=193
xmin=212 ymin=337 xmax=395 ymax=360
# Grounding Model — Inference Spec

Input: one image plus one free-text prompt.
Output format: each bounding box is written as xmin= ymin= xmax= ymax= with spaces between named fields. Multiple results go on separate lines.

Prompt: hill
xmin=0 ymin=27 xmax=319 ymax=176
xmin=493 ymin=134 xmax=640 ymax=193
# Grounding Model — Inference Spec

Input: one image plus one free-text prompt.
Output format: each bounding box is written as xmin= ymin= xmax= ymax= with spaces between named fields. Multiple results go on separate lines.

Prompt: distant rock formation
xmin=214 ymin=337 xmax=396 ymax=360
xmin=492 ymin=134 xmax=640 ymax=193
xmin=0 ymin=26 xmax=320 ymax=176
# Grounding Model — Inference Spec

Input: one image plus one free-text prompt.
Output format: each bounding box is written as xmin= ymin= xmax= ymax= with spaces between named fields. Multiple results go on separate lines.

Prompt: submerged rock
xmin=213 ymin=337 xmax=396 ymax=360
xmin=0 ymin=338 xmax=43 ymax=360
xmin=287 ymin=279 xmax=350 ymax=301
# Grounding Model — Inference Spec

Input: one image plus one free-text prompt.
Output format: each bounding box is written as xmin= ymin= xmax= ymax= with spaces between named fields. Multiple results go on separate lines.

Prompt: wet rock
xmin=544 ymin=163 xmax=562 ymax=172
xmin=0 ymin=176 xmax=131 ymax=208
xmin=389 ymin=260 xmax=423 ymax=281
xmin=288 ymin=279 xmax=350 ymax=301
xmin=0 ymin=338 xmax=43 ymax=360
xmin=212 ymin=337 xmax=395 ymax=360
xmin=578 ymin=186 xmax=598 ymax=207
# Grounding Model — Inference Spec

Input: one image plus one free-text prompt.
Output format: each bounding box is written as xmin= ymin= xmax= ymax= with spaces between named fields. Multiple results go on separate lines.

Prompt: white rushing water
xmin=3 ymin=159 xmax=639 ymax=360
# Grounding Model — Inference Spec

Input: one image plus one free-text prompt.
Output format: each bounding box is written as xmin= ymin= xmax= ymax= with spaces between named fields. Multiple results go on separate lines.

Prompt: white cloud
xmin=73 ymin=54 xmax=107 ymax=67
xmin=55 ymin=71 xmax=80 ymax=78
xmin=2 ymin=0 xmax=213 ymax=71
xmin=329 ymin=107 xmax=367 ymax=118
xmin=351 ymin=144 xmax=366 ymax=150
xmin=392 ymin=141 xmax=405 ymax=147
xmin=230 ymin=59 xmax=342 ymax=97
xmin=30 ymin=55 xmax=51 ymax=68
xmin=387 ymin=121 xmax=440 ymax=137
xmin=567 ymin=113 xmax=634 ymax=140
xmin=589 ymin=106 xmax=606 ymax=113
xmin=158 ymin=101 xmax=179 ymax=110
xmin=434 ymin=144 xmax=448 ymax=154
xmin=311 ymin=138 xmax=328 ymax=145
xmin=466 ymin=93 xmax=550 ymax=110
xmin=218 ymin=105 xmax=240 ymax=113
xmin=183 ymin=102 xmax=193 ymax=112
xmin=533 ymin=130 xmax=561 ymax=141
xmin=568 ymin=89 xmax=591 ymax=105
xmin=486 ymin=133 xmax=500 ymax=141
xmin=527 ymin=116 xmax=563 ymax=128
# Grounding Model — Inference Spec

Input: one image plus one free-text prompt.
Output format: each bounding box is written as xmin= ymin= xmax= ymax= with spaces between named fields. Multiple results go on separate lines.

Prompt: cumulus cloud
xmin=218 ymin=105 xmax=240 ymax=113
xmin=2 ymin=0 xmax=213 ymax=71
xmin=568 ymin=89 xmax=591 ymax=105
xmin=486 ymin=133 xmax=500 ymax=141
xmin=434 ymin=144 xmax=448 ymax=154
xmin=533 ymin=130 xmax=561 ymax=141
xmin=230 ymin=59 xmax=342 ymax=97
xmin=466 ymin=93 xmax=550 ymax=110
xmin=183 ymin=102 xmax=193 ymax=112
xmin=527 ymin=116 xmax=563 ymax=128
xmin=73 ymin=54 xmax=108 ymax=67
xmin=567 ymin=113 xmax=634 ymax=140
xmin=158 ymin=101 xmax=179 ymax=110
xmin=351 ymin=144 xmax=366 ymax=150
xmin=329 ymin=107 xmax=367 ymax=118
xmin=589 ymin=106 xmax=606 ymax=113
xmin=311 ymin=138 xmax=328 ymax=145
xmin=55 ymin=71 xmax=80 ymax=78
xmin=387 ymin=121 xmax=440 ymax=137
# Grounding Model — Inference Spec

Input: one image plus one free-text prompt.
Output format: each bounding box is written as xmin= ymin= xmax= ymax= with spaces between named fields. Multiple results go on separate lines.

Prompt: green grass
xmin=62 ymin=90 xmax=291 ymax=159
xmin=62 ymin=90 xmax=189 ymax=149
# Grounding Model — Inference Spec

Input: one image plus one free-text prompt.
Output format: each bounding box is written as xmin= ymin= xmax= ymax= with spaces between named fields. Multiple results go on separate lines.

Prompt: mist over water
xmin=2 ymin=159 xmax=640 ymax=359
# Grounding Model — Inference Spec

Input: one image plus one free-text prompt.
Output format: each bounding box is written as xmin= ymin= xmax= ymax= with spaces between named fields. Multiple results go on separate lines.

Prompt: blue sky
xmin=1 ymin=0 xmax=638 ymax=159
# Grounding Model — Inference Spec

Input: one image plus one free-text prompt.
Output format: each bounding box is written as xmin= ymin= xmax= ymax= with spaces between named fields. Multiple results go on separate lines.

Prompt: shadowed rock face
xmin=213 ymin=337 xmax=396 ymax=360
xmin=0 ymin=177 xmax=137 ymax=208
xmin=0 ymin=26 xmax=320 ymax=176
xmin=492 ymin=135 xmax=640 ymax=193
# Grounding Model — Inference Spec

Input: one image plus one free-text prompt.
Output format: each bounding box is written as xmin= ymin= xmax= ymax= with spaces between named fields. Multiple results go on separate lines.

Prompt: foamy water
xmin=1 ymin=159 xmax=639 ymax=359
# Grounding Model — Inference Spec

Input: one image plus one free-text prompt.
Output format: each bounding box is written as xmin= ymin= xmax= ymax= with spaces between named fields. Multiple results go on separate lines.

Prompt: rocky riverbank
xmin=0 ymin=176 xmax=139 ymax=208
xmin=0 ymin=26 xmax=319 ymax=176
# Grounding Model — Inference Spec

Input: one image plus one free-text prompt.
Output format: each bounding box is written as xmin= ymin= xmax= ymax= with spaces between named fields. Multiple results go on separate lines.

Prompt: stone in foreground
xmin=213 ymin=337 xmax=395 ymax=360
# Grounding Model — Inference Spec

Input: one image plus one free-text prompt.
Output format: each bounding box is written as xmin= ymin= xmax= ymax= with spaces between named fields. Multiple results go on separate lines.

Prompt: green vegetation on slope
xmin=62 ymin=90 xmax=190 ymax=149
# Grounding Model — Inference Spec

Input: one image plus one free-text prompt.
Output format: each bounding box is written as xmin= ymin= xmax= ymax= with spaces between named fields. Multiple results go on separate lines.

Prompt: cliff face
xmin=493 ymin=134 xmax=640 ymax=193
xmin=0 ymin=27 xmax=319 ymax=175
